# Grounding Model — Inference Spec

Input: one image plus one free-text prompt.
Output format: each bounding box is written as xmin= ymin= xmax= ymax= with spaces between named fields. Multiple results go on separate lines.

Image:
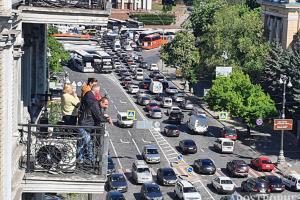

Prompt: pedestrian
xmin=77 ymin=85 xmax=108 ymax=164
xmin=81 ymin=78 xmax=98 ymax=98
xmin=61 ymin=83 xmax=80 ymax=125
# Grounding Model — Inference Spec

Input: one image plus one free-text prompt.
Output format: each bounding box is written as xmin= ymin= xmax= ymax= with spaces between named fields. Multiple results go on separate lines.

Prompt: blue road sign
xmin=177 ymin=154 xmax=183 ymax=161
xmin=256 ymin=118 xmax=263 ymax=126
xmin=187 ymin=166 xmax=193 ymax=174
xmin=127 ymin=110 xmax=136 ymax=120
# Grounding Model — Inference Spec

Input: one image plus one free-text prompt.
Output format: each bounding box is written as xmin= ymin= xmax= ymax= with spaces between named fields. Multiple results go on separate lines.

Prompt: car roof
xmin=219 ymin=176 xmax=232 ymax=181
xmin=217 ymin=138 xmax=234 ymax=142
xmin=107 ymin=191 xmax=124 ymax=196
xmin=118 ymin=112 xmax=127 ymax=117
xmin=134 ymin=160 xmax=148 ymax=167
xmin=143 ymin=182 xmax=159 ymax=188
xmin=182 ymin=139 xmax=195 ymax=143
xmin=111 ymin=173 xmax=125 ymax=178
xmin=160 ymin=167 xmax=174 ymax=172
xmin=258 ymin=156 xmax=271 ymax=160
xmin=144 ymin=144 xmax=158 ymax=149
xmin=178 ymin=180 xmax=194 ymax=187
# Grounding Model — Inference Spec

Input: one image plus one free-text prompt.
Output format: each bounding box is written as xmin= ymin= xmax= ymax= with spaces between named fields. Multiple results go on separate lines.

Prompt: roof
xmin=134 ymin=160 xmax=148 ymax=167
xmin=144 ymin=144 xmax=158 ymax=149
xmin=178 ymin=180 xmax=194 ymax=187
xmin=219 ymin=176 xmax=232 ymax=181
xmin=218 ymin=138 xmax=234 ymax=142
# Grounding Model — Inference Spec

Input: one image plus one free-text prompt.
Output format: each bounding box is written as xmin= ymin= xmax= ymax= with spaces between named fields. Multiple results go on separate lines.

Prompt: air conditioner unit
xmin=34 ymin=138 xmax=77 ymax=173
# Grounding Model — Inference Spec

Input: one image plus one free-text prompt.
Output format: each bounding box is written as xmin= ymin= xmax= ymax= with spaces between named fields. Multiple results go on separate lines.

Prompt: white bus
xmin=126 ymin=19 xmax=144 ymax=28
xmin=70 ymin=50 xmax=94 ymax=73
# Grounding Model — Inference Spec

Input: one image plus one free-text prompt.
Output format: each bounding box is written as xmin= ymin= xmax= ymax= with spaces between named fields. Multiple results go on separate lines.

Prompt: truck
xmin=187 ymin=114 xmax=208 ymax=134
xmin=149 ymin=81 xmax=163 ymax=94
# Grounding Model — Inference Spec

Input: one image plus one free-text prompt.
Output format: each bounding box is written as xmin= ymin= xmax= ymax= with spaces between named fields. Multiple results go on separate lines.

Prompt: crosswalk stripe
xmin=118 ymin=168 xmax=123 ymax=173
xmin=150 ymin=168 xmax=157 ymax=176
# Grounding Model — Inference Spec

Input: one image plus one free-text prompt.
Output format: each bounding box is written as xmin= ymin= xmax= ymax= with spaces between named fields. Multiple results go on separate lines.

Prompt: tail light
xmin=267 ymin=188 xmax=271 ymax=192
xmin=253 ymin=188 xmax=258 ymax=192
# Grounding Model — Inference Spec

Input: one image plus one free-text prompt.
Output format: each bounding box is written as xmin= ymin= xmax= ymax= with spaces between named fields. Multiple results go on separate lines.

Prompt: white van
xmin=162 ymin=97 xmax=172 ymax=108
xmin=113 ymin=40 xmax=121 ymax=51
xmin=117 ymin=112 xmax=134 ymax=128
xmin=149 ymin=81 xmax=163 ymax=94
xmin=283 ymin=174 xmax=300 ymax=191
xmin=187 ymin=114 xmax=208 ymax=134
xmin=213 ymin=138 xmax=234 ymax=154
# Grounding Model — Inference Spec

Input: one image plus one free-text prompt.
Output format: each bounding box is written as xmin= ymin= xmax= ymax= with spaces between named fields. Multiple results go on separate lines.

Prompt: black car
xmin=157 ymin=167 xmax=177 ymax=186
xmin=226 ymin=160 xmax=249 ymax=177
xmin=155 ymin=93 xmax=167 ymax=101
xmin=105 ymin=191 xmax=126 ymax=200
xmin=163 ymin=125 xmax=180 ymax=137
xmin=107 ymin=155 xmax=116 ymax=175
xmin=258 ymin=175 xmax=285 ymax=193
xmin=140 ymin=61 xmax=148 ymax=69
xmin=149 ymin=71 xmax=160 ymax=78
xmin=168 ymin=111 xmax=184 ymax=124
xmin=193 ymin=158 xmax=216 ymax=175
xmin=106 ymin=173 xmax=128 ymax=193
xmin=241 ymin=178 xmax=271 ymax=195
xmin=153 ymin=74 xmax=165 ymax=82
xmin=140 ymin=183 xmax=163 ymax=200
xmin=179 ymin=139 xmax=197 ymax=154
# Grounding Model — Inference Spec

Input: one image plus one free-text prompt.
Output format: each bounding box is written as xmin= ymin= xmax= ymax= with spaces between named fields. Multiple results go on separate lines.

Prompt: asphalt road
xmin=64 ymin=48 xmax=300 ymax=200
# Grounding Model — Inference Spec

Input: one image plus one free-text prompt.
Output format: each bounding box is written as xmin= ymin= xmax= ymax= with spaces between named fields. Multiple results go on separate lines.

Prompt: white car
xmin=167 ymin=106 xmax=181 ymax=115
xmin=135 ymin=74 xmax=144 ymax=81
xmin=149 ymin=64 xmax=159 ymax=71
xmin=212 ymin=176 xmax=235 ymax=194
xmin=174 ymin=180 xmax=202 ymax=200
xmin=117 ymin=112 xmax=134 ymax=128
xmin=131 ymin=160 xmax=153 ymax=184
xmin=128 ymin=84 xmax=139 ymax=94
xmin=114 ymin=61 xmax=122 ymax=68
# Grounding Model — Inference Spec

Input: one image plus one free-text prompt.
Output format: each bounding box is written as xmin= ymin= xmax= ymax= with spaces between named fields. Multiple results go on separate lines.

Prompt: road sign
xmin=127 ymin=110 xmax=136 ymax=120
xmin=256 ymin=119 xmax=263 ymax=126
xmin=177 ymin=154 xmax=183 ymax=161
xmin=274 ymin=119 xmax=293 ymax=130
xmin=219 ymin=112 xmax=228 ymax=121
xmin=186 ymin=166 xmax=193 ymax=174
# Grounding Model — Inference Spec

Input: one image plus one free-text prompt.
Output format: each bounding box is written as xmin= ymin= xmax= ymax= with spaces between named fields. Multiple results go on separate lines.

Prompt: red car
xmin=221 ymin=126 xmax=237 ymax=140
xmin=146 ymin=102 xmax=160 ymax=112
xmin=251 ymin=156 xmax=274 ymax=172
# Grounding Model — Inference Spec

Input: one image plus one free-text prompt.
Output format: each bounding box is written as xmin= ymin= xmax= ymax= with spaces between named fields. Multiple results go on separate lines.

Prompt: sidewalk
xmin=156 ymin=62 xmax=300 ymax=175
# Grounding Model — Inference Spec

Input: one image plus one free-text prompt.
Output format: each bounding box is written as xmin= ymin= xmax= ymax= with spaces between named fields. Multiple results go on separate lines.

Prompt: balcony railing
xmin=19 ymin=123 xmax=107 ymax=177
xmin=25 ymin=0 xmax=107 ymax=10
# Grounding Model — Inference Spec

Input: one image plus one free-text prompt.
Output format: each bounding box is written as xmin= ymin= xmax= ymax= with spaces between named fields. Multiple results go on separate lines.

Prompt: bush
xmin=130 ymin=14 xmax=176 ymax=25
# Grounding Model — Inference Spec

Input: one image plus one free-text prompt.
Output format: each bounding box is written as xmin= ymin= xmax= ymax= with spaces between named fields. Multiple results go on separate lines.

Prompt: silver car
xmin=132 ymin=160 xmax=153 ymax=184
xmin=150 ymin=108 xmax=162 ymax=119
xmin=180 ymin=100 xmax=194 ymax=110
xmin=142 ymin=145 xmax=160 ymax=163
xmin=172 ymin=93 xmax=187 ymax=102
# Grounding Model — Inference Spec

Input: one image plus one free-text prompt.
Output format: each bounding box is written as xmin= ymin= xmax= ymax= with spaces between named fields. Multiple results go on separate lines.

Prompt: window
xmin=183 ymin=187 xmax=197 ymax=193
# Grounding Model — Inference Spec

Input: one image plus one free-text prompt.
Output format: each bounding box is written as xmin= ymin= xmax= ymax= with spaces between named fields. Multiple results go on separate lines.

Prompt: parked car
xmin=241 ymin=178 xmax=271 ymax=196
xmin=106 ymin=173 xmax=128 ymax=193
xmin=172 ymin=92 xmax=187 ymax=102
xmin=282 ymin=173 xmax=300 ymax=191
xmin=105 ymin=191 xmax=125 ymax=200
xmin=131 ymin=160 xmax=153 ymax=184
xmin=221 ymin=126 xmax=238 ymax=140
xmin=212 ymin=176 xmax=235 ymax=194
xmin=135 ymin=73 xmax=144 ymax=81
xmin=117 ymin=112 xmax=134 ymax=128
xmin=149 ymin=63 xmax=159 ymax=71
xmin=137 ymin=95 xmax=151 ymax=106
xmin=140 ymin=183 xmax=163 ymax=200
xmin=179 ymin=139 xmax=197 ymax=154
xmin=226 ymin=160 xmax=249 ymax=177
xmin=149 ymin=108 xmax=163 ymax=119
xmin=164 ymin=125 xmax=180 ymax=137
xmin=250 ymin=156 xmax=274 ymax=172
xmin=258 ymin=175 xmax=285 ymax=193
xmin=142 ymin=144 xmax=160 ymax=163
xmin=153 ymin=74 xmax=165 ymax=82
xmin=180 ymin=99 xmax=194 ymax=110
xmin=107 ymin=155 xmax=116 ymax=175
xmin=146 ymin=101 xmax=160 ymax=112
xmin=174 ymin=180 xmax=202 ymax=200
xmin=162 ymin=97 xmax=172 ymax=108
xmin=157 ymin=167 xmax=177 ymax=186
xmin=194 ymin=158 xmax=216 ymax=175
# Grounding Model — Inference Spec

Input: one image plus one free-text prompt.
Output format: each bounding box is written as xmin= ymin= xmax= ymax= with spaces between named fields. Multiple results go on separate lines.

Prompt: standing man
xmin=81 ymin=78 xmax=98 ymax=98
xmin=77 ymin=85 xmax=108 ymax=164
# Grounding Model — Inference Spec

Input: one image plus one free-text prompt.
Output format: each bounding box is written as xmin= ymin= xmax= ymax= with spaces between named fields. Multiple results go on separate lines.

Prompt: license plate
xmin=189 ymin=147 xmax=194 ymax=150
xmin=266 ymin=165 xmax=270 ymax=168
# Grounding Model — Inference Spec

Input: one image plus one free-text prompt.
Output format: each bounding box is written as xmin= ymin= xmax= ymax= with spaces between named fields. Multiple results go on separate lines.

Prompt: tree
xmin=161 ymin=30 xmax=199 ymax=83
xmin=205 ymin=70 xmax=277 ymax=127
xmin=206 ymin=4 xmax=269 ymax=82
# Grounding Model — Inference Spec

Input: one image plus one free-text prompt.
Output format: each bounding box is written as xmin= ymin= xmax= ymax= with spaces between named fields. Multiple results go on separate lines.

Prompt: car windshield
xmin=147 ymin=148 xmax=158 ymax=154
xmin=202 ymin=160 xmax=213 ymax=166
xmin=153 ymin=109 xmax=161 ymax=113
xmin=149 ymin=103 xmax=157 ymax=106
xmin=262 ymin=159 xmax=272 ymax=164
xmin=183 ymin=187 xmax=197 ymax=193
xmin=223 ymin=142 xmax=234 ymax=146
xmin=110 ymin=195 xmax=125 ymax=200
xmin=184 ymin=141 xmax=195 ymax=146
xmin=143 ymin=97 xmax=150 ymax=100
xmin=267 ymin=177 xmax=282 ymax=184
xmin=163 ymin=169 xmax=175 ymax=176
xmin=137 ymin=168 xmax=150 ymax=173
xmin=172 ymin=107 xmax=180 ymax=111
xmin=221 ymin=180 xmax=233 ymax=184
xmin=146 ymin=185 xmax=160 ymax=193
xmin=168 ymin=126 xmax=177 ymax=130
xmin=121 ymin=116 xmax=131 ymax=121
xmin=112 ymin=175 xmax=126 ymax=182
xmin=226 ymin=128 xmax=236 ymax=135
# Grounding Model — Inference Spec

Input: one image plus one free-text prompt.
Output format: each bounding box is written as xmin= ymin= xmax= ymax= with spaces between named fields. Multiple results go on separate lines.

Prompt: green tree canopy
xmin=205 ymin=70 xmax=277 ymax=127
xmin=161 ymin=30 xmax=199 ymax=83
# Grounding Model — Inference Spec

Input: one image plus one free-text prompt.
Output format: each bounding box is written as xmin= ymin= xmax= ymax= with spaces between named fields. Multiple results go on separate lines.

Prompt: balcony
xmin=19 ymin=121 xmax=108 ymax=193
xmin=19 ymin=0 xmax=111 ymax=26
xmin=257 ymin=0 xmax=300 ymax=8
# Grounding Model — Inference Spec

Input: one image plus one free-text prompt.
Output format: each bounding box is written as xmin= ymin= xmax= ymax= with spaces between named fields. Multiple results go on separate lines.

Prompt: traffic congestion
xmin=62 ymin=27 xmax=300 ymax=200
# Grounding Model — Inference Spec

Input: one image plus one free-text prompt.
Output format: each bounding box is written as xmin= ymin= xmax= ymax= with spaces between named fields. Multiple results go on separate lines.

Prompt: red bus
xmin=141 ymin=34 xmax=168 ymax=50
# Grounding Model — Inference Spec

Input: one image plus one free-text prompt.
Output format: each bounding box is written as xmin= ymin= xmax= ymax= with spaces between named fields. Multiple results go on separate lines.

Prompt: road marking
xmin=109 ymin=139 xmax=123 ymax=169
xmin=120 ymin=139 xmax=130 ymax=144
xmin=127 ymin=130 xmax=132 ymax=137
xmin=111 ymin=99 xmax=114 ymax=103
xmin=142 ymin=138 xmax=152 ymax=143
xmin=217 ymin=168 xmax=237 ymax=187
xmin=103 ymin=88 xmax=108 ymax=94
xmin=114 ymin=105 xmax=118 ymax=110
xmin=132 ymin=138 xmax=142 ymax=155
xmin=167 ymin=152 xmax=178 ymax=156
xmin=120 ymin=100 xmax=127 ymax=104
xmin=200 ymin=148 xmax=204 ymax=152
xmin=165 ymin=149 xmax=174 ymax=152
xmin=150 ymin=168 xmax=157 ymax=176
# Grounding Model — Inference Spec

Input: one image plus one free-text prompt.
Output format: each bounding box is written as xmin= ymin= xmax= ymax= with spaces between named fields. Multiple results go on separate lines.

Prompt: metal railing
xmin=19 ymin=123 xmax=107 ymax=176
xmin=25 ymin=0 xmax=107 ymax=10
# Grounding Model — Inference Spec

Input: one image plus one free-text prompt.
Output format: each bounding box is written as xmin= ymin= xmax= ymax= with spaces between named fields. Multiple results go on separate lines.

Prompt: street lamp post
xmin=277 ymin=75 xmax=292 ymax=164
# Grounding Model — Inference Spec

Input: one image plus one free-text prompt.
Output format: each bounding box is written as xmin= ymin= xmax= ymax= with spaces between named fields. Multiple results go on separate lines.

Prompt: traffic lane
xmin=141 ymin=49 xmax=161 ymax=65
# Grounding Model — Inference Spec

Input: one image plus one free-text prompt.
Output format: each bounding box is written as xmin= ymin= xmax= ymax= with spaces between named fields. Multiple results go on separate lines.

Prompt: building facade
xmin=114 ymin=0 xmax=152 ymax=10
xmin=258 ymin=0 xmax=300 ymax=48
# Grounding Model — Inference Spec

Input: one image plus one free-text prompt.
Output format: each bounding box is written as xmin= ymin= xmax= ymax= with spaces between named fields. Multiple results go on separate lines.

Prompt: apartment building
xmin=113 ymin=0 xmax=152 ymax=10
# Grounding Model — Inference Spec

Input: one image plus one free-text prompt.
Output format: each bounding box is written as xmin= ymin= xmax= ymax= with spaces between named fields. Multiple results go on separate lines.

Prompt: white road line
xmin=165 ymin=149 xmax=175 ymax=152
xmin=109 ymin=139 xmax=123 ymax=169
xmin=132 ymin=138 xmax=142 ymax=155
xmin=114 ymin=105 xmax=118 ymax=110
xmin=142 ymin=138 xmax=152 ymax=143
xmin=150 ymin=168 xmax=157 ymax=176
xmin=167 ymin=152 xmax=178 ymax=156
xmin=200 ymin=148 xmax=205 ymax=152
xmin=103 ymin=88 xmax=108 ymax=94
xmin=120 ymin=139 xmax=130 ymax=144
xmin=111 ymin=99 xmax=114 ymax=103
xmin=120 ymin=100 xmax=127 ymax=104
xmin=217 ymin=168 xmax=237 ymax=187
xmin=127 ymin=130 xmax=132 ymax=137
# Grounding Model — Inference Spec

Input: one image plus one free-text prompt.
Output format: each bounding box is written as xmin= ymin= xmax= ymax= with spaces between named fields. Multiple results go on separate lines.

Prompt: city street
xmin=64 ymin=49 xmax=300 ymax=200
